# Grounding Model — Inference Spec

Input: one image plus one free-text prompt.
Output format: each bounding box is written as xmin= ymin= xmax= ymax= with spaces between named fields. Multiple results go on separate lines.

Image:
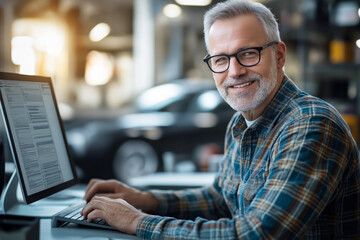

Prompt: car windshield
xmin=135 ymin=83 xmax=186 ymax=112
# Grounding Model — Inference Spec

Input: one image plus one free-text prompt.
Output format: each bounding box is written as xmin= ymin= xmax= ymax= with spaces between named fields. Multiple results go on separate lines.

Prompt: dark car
xmin=65 ymin=80 xmax=235 ymax=183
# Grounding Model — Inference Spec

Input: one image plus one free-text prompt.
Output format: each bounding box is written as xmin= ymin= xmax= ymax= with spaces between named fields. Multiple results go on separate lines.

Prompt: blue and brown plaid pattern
xmin=137 ymin=77 xmax=360 ymax=239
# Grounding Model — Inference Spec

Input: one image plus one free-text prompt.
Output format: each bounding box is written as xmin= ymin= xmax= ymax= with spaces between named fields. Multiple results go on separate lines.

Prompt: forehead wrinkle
xmin=208 ymin=14 xmax=266 ymax=56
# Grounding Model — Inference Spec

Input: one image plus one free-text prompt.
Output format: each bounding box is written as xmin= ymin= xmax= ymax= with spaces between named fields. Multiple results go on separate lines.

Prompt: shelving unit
xmin=273 ymin=0 xmax=360 ymax=143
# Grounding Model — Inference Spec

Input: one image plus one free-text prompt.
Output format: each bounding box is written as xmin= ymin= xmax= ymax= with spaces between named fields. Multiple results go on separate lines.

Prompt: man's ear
xmin=276 ymin=42 xmax=286 ymax=69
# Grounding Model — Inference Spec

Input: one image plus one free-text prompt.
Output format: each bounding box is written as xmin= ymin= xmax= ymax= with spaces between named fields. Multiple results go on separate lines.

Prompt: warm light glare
xmin=175 ymin=0 xmax=212 ymax=6
xmin=12 ymin=19 xmax=66 ymax=76
xmin=11 ymin=36 xmax=36 ymax=75
xmin=89 ymin=23 xmax=111 ymax=42
xmin=34 ymin=26 xmax=65 ymax=56
xmin=163 ymin=4 xmax=182 ymax=18
xmin=85 ymin=51 xmax=113 ymax=86
xmin=356 ymin=39 xmax=360 ymax=48
xmin=11 ymin=36 xmax=33 ymax=65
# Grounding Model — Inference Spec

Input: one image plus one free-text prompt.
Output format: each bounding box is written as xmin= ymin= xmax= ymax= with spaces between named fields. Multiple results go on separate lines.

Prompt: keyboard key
xmin=52 ymin=201 xmax=114 ymax=230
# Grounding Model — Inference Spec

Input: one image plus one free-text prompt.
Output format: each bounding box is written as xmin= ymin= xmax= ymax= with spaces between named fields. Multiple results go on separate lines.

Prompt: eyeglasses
xmin=203 ymin=41 xmax=278 ymax=73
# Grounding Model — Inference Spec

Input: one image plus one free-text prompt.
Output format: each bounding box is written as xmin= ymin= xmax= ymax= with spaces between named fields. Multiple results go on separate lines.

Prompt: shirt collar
xmin=232 ymin=75 xmax=302 ymax=138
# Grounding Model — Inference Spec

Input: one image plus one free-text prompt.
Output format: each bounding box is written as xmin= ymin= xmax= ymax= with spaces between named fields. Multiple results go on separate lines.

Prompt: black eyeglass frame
xmin=203 ymin=41 xmax=278 ymax=73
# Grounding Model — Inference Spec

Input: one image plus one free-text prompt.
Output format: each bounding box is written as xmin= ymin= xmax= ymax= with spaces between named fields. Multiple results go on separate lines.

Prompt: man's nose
xmin=227 ymin=57 xmax=247 ymax=77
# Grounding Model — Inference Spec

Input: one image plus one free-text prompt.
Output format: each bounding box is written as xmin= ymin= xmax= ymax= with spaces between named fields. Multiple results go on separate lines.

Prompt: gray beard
xmin=217 ymin=60 xmax=278 ymax=112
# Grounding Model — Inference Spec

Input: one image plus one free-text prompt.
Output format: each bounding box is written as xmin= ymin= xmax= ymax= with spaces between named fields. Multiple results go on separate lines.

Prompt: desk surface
xmin=2 ymin=172 xmax=215 ymax=239
xmin=42 ymin=219 xmax=137 ymax=240
xmin=1 ymin=184 xmax=136 ymax=239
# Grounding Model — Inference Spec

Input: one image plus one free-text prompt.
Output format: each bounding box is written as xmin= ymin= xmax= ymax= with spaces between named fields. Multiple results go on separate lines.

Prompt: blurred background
xmin=0 ymin=0 xmax=360 ymax=184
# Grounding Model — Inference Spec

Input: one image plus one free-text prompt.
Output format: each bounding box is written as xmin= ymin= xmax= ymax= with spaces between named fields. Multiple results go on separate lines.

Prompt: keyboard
xmin=51 ymin=201 xmax=115 ymax=230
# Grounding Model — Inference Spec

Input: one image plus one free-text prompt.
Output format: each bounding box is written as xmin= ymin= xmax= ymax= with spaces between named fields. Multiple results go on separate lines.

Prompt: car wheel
xmin=112 ymin=140 xmax=159 ymax=183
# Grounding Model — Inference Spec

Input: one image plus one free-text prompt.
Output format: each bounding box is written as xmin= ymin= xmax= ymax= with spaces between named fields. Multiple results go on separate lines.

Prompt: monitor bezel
xmin=0 ymin=72 xmax=78 ymax=204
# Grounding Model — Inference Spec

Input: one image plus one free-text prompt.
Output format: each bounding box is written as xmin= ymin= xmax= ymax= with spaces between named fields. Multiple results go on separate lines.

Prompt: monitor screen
xmin=0 ymin=72 xmax=77 ymax=204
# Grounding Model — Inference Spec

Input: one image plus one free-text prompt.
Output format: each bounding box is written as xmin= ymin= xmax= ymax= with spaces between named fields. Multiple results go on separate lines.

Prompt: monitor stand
xmin=1 ymin=170 xmax=18 ymax=213
xmin=0 ymin=170 xmax=78 ymax=218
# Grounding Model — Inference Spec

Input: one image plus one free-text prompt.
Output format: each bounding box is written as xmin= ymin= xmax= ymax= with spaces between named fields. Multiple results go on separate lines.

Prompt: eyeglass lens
xmin=209 ymin=49 xmax=260 ymax=73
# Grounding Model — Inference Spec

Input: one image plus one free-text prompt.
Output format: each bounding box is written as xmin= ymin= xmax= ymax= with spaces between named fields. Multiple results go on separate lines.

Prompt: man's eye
xmin=213 ymin=56 xmax=228 ymax=64
xmin=239 ymin=50 xmax=257 ymax=58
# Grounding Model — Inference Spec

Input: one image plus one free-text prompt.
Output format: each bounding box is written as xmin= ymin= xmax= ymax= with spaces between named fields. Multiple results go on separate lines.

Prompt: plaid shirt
xmin=136 ymin=76 xmax=360 ymax=239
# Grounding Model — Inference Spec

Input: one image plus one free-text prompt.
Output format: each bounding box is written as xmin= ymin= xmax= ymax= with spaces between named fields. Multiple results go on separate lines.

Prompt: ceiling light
xmin=175 ymin=0 xmax=212 ymax=6
xmin=89 ymin=23 xmax=110 ymax=42
xmin=163 ymin=4 xmax=182 ymax=18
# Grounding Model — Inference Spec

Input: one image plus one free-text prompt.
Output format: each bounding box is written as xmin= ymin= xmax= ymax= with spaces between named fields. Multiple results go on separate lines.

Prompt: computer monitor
xmin=0 ymin=72 xmax=78 ymax=213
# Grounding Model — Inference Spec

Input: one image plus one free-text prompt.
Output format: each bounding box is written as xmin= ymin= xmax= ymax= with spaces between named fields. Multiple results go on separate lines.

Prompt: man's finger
xmin=84 ymin=181 xmax=115 ymax=201
xmin=82 ymin=196 xmax=105 ymax=217
xmin=96 ymin=193 xmax=122 ymax=199
xmin=86 ymin=209 xmax=104 ymax=223
xmin=84 ymin=179 xmax=101 ymax=194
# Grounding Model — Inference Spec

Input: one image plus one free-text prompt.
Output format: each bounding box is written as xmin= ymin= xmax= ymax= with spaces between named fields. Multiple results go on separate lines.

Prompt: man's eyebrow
xmin=210 ymin=45 xmax=254 ymax=56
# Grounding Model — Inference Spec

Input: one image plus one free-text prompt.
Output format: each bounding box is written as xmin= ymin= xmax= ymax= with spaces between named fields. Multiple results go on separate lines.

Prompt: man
xmin=82 ymin=0 xmax=360 ymax=238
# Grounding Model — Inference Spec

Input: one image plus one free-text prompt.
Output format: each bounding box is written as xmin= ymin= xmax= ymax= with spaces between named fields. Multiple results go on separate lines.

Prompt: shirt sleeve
xmin=136 ymin=115 xmax=358 ymax=239
xmin=147 ymin=176 xmax=232 ymax=220
xmin=137 ymin=177 xmax=236 ymax=239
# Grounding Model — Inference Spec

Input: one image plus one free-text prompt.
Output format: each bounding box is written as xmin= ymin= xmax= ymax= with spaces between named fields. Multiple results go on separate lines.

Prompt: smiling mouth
xmin=231 ymin=81 xmax=255 ymax=88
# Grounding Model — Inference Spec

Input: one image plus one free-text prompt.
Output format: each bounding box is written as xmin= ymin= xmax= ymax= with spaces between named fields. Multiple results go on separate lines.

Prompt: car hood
xmin=66 ymin=112 xmax=177 ymax=157
xmin=116 ymin=112 xmax=176 ymax=129
xmin=68 ymin=112 xmax=178 ymax=141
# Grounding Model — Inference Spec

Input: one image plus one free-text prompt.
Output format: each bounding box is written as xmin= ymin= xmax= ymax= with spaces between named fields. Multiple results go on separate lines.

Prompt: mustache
xmin=222 ymin=73 xmax=262 ymax=88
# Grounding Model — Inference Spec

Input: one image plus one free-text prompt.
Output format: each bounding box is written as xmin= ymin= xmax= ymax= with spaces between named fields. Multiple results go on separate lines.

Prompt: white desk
xmin=41 ymin=219 xmax=137 ymax=240
xmin=1 ymin=184 xmax=136 ymax=240
xmin=2 ymin=172 xmax=216 ymax=239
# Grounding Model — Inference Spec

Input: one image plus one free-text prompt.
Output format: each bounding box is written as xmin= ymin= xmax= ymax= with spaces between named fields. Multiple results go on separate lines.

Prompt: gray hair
xmin=203 ymin=0 xmax=281 ymax=51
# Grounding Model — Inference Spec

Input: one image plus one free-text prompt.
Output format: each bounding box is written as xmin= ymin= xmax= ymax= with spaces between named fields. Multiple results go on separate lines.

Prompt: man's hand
xmin=83 ymin=178 xmax=158 ymax=213
xmin=81 ymin=196 xmax=147 ymax=235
